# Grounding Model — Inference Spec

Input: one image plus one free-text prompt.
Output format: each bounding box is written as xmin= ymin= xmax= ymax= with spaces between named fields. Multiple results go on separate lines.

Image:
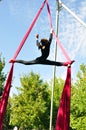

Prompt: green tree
xmin=70 ymin=64 xmax=86 ymax=130
xmin=0 ymin=55 xmax=6 ymax=96
xmin=52 ymin=77 xmax=65 ymax=128
xmin=10 ymin=72 xmax=51 ymax=130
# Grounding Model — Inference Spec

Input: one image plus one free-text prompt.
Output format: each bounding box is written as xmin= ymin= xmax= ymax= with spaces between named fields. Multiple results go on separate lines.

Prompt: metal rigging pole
xmin=49 ymin=0 xmax=60 ymax=130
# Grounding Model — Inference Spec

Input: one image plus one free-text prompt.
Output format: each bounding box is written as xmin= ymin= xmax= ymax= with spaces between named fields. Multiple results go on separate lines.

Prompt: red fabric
xmin=0 ymin=64 xmax=14 ymax=130
xmin=52 ymin=31 xmax=71 ymax=61
xmin=13 ymin=0 xmax=46 ymax=60
xmin=46 ymin=0 xmax=53 ymax=29
xmin=46 ymin=0 xmax=71 ymax=61
xmin=55 ymin=67 xmax=71 ymax=130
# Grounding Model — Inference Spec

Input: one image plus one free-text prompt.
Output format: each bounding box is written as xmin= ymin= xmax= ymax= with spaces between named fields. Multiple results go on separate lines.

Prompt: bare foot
xmin=63 ymin=60 xmax=75 ymax=66
xmin=9 ymin=59 xmax=15 ymax=63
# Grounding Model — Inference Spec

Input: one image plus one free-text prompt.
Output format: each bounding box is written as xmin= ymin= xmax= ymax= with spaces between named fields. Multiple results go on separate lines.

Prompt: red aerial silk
xmin=46 ymin=0 xmax=71 ymax=62
xmin=0 ymin=64 xmax=14 ymax=130
xmin=46 ymin=0 xmax=53 ymax=29
xmin=55 ymin=66 xmax=71 ymax=130
xmin=46 ymin=3 xmax=71 ymax=129
xmin=52 ymin=31 xmax=71 ymax=62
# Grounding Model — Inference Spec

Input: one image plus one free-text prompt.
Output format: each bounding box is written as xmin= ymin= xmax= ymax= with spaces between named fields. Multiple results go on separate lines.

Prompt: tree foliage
xmin=10 ymin=73 xmax=65 ymax=129
xmin=10 ymin=72 xmax=51 ymax=129
xmin=9 ymin=64 xmax=86 ymax=130
xmin=70 ymin=64 xmax=86 ymax=130
xmin=0 ymin=55 xmax=6 ymax=96
xmin=52 ymin=77 xmax=64 ymax=127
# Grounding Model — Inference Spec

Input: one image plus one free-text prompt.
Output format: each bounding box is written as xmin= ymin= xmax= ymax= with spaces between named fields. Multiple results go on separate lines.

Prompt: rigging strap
xmin=46 ymin=0 xmax=71 ymax=61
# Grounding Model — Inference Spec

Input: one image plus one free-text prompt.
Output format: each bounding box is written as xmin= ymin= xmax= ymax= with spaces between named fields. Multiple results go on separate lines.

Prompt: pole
xmin=59 ymin=0 xmax=86 ymax=28
xmin=49 ymin=0 xmax=60 ymax=130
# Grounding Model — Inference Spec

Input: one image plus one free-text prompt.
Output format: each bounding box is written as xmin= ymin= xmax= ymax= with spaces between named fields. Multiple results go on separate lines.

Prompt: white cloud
xmin=79 ymin=1 xmax=86 ymax=20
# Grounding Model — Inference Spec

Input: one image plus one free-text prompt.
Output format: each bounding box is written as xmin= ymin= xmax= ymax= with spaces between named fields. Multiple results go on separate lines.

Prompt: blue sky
xmin=0 ymin=0 xmax=86 ymax=96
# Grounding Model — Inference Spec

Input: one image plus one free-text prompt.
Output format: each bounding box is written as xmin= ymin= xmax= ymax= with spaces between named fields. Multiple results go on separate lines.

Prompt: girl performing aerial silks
xmin=10 ymin=29 xmax=74 ymax=66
